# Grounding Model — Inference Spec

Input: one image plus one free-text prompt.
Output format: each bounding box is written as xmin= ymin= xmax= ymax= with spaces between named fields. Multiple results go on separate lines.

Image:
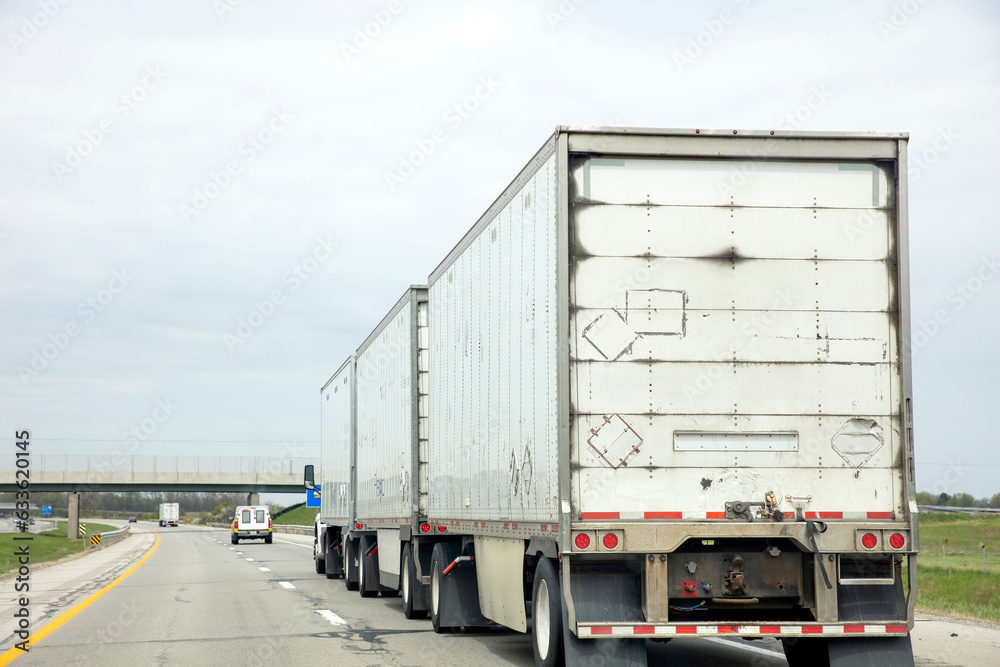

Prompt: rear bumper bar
xmin=576 ymin=622 xmax=909 ymax=639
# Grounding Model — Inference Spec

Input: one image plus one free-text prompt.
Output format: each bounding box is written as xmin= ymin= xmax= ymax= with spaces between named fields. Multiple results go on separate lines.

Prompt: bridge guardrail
xmin=206 ymin=522 xmax=312 ymax=536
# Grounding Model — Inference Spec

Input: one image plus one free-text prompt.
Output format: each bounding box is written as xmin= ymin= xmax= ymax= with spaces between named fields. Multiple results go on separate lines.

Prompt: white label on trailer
xmin=673 ymin=433 xmax=799 ymax=452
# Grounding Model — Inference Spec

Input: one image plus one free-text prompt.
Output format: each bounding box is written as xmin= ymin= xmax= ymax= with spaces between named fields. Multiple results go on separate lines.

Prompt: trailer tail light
xmin=888 ymin=532 xmax=906 ymax=550
xmin=420 ymin=523 xmax=431 ymax=533
xmin=437 ymin=525 xmax=447 ymax=533
xmin=573 ymin=532 xmax=592 ymax=550
xmin=602 ymin=532 xmax=619 ymax=550
xmin=861 ymin=532 xmax=878 ymax=549
xmin=356 ymin=522 xmax=363 ymax=530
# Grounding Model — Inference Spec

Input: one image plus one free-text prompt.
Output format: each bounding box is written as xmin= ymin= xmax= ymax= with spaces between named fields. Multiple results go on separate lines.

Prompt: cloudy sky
xmin=1 ymin=1 xmax=998 ymax=502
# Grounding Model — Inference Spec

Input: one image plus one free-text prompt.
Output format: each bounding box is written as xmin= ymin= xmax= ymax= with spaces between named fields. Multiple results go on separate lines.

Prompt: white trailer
xmin=422 ymin=127 xmax=917 ymax=667
xmin=311 ymin=355 xmax=356 ymax=581
xmin=307 ymin=287 xmax=433 ymax=617
xmin=158 ymin=502 xmax=179 ymax=527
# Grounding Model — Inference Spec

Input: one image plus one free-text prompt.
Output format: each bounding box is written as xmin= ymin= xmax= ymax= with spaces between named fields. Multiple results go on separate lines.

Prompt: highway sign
xmin=41 ymin=505 xmax=52 ymax=515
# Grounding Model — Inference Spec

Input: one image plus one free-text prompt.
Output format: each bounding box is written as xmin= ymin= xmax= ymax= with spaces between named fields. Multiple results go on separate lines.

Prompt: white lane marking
xmin=315 ymin=609 xmax=346 ymax=625
xmin=275 ymin=539 xmax=313 ymax=549
xmin=278 ymin=581 xmax=295 ymax=589
xmin=246 ymin=558 xmax=254 ymax=562
xmin=259 ymin=567 xmax=271 ymax=572
xmin=229 ymin=547 xmax=235 ymax=550
xmin=701 ymin=637 xmax=785 ymax=660
xmin=236 ymin=552 xmax=243 ymax=555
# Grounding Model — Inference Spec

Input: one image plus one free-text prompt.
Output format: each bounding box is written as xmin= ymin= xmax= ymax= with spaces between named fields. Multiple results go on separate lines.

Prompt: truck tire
xmin=430 ymin=542 xmax=458 ymax=633
xmin=264 ymin=535 xmax=272 ymax=544
xmin=359 ymin=534 xmax=378 ymax=598
xmin=532 ymin=557 xmax=564 ymax=667
xmin=345 ymin=538 xmax=359 ymax=591
xmin=402 ymin=543 xmax=427 ymax=619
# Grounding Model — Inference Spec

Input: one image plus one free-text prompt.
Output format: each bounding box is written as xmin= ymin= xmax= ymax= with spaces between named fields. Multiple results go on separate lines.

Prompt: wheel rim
xmin=431 ymin=565 xmax=440 ymax=616
xmin=536 ymin=579 xmax=550 ymax=660
xmin=402 ymin=555 xmax=411 ymax=604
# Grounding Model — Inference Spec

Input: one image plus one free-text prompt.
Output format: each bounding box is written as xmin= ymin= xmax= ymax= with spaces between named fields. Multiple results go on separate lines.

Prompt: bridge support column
xmin=68 ymin=492 xmax=80 ymax=541
xmin=247 ymin=492 xmax=260 ymax=505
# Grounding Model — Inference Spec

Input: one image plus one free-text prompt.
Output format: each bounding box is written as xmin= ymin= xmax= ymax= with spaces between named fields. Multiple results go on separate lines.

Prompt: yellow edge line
xmin=0 ymin=531 xmax=161 ymax=665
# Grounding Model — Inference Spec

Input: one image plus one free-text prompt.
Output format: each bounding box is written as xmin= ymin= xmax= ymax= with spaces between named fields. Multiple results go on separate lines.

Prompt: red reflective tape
xmin=706 ymin=512 xmax=726 ymax=519
xmin=581 ymin=512 xmax=620 ymax=520
xmin=676 ymin=626 xmax=698 ymax=634
xmin=759 ymin=626 xmax=781 ymax=634
xmin=886 ymin=625 xmax=908 ymax=634
xmin=540 ymin=524 xmax=548 ymax=531
xmin=633 ymin=626 xmax=655 ymax=635
xmin=590 ymin=627 xmax=612 ymax=635
xmin=802 ymin=626 xmax=824 ymax=634
xmin=867 ymin=512 xmax=893 ymax=519
xmin=804 ymin=512 xmax=818 ymax=519
xmin=844 ymin=625 xmax=866 ymax=634
xmin=644 ymin=511 xmax=682 ymax=519
xmin=717 ymin=626 xmax=738 ymax=634
xmin=819 ymin=512 xmax=843 ymax=519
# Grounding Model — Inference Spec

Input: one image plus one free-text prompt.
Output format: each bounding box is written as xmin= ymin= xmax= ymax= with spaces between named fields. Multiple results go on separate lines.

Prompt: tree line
xmin=915 ymin=490 xmax=1000 ymax=508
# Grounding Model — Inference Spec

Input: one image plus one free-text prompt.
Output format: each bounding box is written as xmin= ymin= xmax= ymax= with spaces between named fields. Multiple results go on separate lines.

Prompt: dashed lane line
xmin=259 ymin=567 xmax=271 ymax=572
xmin=275 ymin=539 xmax=312 ymax=549
xmin=315 ymin=610 xmax=346 ymax=626
xmin=278 ymin=582 xmax=295 ymax=589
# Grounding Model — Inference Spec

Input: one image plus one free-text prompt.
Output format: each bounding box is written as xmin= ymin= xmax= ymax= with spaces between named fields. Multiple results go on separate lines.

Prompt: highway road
xmin=0 ymin=523 xmax=996 ymax=666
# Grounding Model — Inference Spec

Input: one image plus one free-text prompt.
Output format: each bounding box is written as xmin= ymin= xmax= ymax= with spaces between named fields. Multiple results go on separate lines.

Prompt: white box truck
xmin=158 ymin=502 xmax=179 ymax=527
xmin=309 ymin=127 xmax=918 ymax=667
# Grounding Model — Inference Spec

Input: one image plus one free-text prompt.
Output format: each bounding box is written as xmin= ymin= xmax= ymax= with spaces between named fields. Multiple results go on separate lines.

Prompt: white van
xmin=232 ymin=505 xmax=272 ymax=544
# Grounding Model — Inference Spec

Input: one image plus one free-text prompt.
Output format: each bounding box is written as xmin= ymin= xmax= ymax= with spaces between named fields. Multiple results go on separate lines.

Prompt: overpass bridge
xmin=0 ymin=455 xmax=317 ymax=493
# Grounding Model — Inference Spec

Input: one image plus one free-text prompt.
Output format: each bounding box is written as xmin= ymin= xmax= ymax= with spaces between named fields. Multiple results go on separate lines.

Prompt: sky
xmin=1 ymin=0 xmax=998 ymax=503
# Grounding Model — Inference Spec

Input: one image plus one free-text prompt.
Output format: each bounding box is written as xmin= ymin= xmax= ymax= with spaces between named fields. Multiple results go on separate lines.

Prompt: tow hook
xmin=724 ymin=555 xmax=748 ymax=596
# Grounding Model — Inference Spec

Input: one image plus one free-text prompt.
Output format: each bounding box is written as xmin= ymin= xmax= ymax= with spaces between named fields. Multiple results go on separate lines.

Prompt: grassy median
xmin=273 ymin=503 xmax=317 ymax=526
xmin=912 ymin=513 xmax=1000 ymax=623
xmin=0 ymin=521 xmax=118 ymax=575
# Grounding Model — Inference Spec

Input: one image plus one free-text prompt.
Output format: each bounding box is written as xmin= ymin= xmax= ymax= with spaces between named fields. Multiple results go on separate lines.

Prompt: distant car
xmin=26 ymin=517 xmax=34 ymax=525
xmin=128 ymin=517 xmax=137 ymax=523
xmin=232 ymin=505 xmax=272 ymax=544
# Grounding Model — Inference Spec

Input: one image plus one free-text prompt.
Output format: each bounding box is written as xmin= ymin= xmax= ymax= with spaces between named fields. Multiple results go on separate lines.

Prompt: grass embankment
xmin=272 ymin=503 xmax=317 ymax=526
xmin=0 ymin=521 xmax=118 ymax=575
xmin=913 ymin=513 xmax=1000 ymax=623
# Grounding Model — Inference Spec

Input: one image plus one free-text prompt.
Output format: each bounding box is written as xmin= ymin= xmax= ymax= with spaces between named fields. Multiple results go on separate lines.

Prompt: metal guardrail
xmin=273 ymin=524 xmax=311 ymax=536
xmin=918 ymin=505 xmax=1000 ymax=514
xmin=91 ymin=525 xmax=130 ymax=548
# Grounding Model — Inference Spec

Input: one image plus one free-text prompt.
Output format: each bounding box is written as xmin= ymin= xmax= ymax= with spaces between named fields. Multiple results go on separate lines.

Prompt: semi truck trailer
xmin=158 ymin=502 xmax=179 ymax=527
xmin=310 ymin=127 xmax=918 ymax=667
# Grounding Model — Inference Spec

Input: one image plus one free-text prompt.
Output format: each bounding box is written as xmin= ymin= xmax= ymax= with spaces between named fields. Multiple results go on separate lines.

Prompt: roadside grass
xmin=272 ymin=503 xmax=317 ymax=526
xmin=912 ymin=513 xmax=1000 ymax=623
xmin=0 ymin=521 xmax=118 ymax=575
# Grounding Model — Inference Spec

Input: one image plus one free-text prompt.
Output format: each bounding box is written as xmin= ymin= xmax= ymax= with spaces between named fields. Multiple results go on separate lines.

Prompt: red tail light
xmin=356 ymin=522 xmax=363 ymax=530
xmin=437 ymin=525 xmax=447 ymax=533
xmin=420 ymin=523 xmax=431 ymax=533
xmin=602 ymin=533 xmax=619 ymax=549
xmin=861 ymin=532 xmax=878 ymax=549
xmin=888 ymin=533 xmax=905 ymax=549
xmin=268 ymin=518 xmax=273 ymax=530
xmin=574 ymin=533 xmax=591 ymax=550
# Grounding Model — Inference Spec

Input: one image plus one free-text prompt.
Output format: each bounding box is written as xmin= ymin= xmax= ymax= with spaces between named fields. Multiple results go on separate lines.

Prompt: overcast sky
xmin=1 ymin=1 xmax=998 ymax=502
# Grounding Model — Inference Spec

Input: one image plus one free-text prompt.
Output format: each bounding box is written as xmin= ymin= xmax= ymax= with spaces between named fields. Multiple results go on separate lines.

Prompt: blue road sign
xmin=306 ymin=486 xmax=321 ymax=508
xmin=41 ymin=505 xmax=52 ymax=515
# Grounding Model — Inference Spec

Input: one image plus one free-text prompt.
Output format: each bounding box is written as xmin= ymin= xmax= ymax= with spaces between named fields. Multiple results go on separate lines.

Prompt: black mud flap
xmin=828 ymin=636 xmax=915 ymax=667
xmin=561 ymin=572 xmax=648 ymax=667
xmin=436 ymin=545 xmax=491 ymax=629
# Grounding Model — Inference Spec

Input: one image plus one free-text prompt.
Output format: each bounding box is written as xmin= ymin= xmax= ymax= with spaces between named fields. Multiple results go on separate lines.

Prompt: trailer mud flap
xmin=561 ymin=571 xmax=647 ymax=666
xmin=828 ymin=636 xmax=915 ymax=667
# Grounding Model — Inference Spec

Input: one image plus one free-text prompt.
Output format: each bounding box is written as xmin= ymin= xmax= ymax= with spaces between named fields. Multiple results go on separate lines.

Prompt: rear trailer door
xmin=568 ymin=149 xmax=905 ymax=523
